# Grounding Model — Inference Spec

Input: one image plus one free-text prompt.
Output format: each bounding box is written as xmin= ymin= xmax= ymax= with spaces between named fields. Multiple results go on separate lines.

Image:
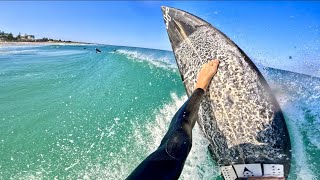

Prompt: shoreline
xmin=0 ymin=41 xmax=93 ymax=47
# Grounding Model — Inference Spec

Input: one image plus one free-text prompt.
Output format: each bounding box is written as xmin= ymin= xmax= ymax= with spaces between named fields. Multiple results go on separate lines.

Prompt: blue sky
xmin=0 ymin=1 xmax=319 ymax=75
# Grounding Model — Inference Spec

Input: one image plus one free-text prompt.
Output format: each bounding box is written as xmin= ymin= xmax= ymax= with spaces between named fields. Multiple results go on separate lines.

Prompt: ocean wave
xmin=2 ymin=44 xmax=320 ymax=179
xmin=0 ymin=49 xmax=37 ymax=55
xmin=0 ymin=49 xmax=85 ymax=57
xmin=0 ymin=45 xmax=46 ymax=49
xmin=36 ymin=50 xmax=86 ymax=57
xmin=114 ymin=49 xmax=177 ymax=71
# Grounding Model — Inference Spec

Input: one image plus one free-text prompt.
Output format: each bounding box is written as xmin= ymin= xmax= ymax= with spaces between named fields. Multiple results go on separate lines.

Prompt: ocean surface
xmin=0 ymin=44 xmax=319 ymax=179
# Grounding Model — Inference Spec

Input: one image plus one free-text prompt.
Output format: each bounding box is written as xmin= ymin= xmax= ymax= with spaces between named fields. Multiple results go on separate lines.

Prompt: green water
xmin=0 ymin=45 xmax=186 ymax=179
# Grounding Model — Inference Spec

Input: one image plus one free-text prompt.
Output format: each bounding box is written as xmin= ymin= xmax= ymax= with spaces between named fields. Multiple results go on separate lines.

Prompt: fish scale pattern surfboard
xmin=161 ymin=6 xmax=291 ymax=176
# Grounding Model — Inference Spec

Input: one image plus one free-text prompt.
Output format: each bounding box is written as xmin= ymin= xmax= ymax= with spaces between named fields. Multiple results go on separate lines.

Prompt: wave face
xmin=0 ymin=45 xmax=319 ymax=179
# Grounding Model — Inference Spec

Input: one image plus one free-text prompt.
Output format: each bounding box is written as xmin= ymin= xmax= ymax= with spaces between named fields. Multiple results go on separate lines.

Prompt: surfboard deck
xmin=161 ymin=6 xmax=291 ymax=179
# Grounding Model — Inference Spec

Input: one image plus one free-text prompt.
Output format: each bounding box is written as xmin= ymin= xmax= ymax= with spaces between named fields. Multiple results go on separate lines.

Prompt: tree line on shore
xmin=0 ymin=30 xmax=73 ymax=43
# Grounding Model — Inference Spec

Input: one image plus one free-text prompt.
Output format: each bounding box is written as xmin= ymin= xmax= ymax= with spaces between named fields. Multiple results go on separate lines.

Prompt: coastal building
xmin=20 ymin=34 xmax=35 ymax=41
xmin=0 ymin=31 xmax=36 ymax=42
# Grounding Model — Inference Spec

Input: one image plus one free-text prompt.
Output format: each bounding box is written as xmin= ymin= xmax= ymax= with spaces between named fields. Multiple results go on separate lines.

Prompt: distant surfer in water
xmin=95 ymin=48 xmax=101 ymax=53
xmin=127 ymin=59 xmax=220 ymax=180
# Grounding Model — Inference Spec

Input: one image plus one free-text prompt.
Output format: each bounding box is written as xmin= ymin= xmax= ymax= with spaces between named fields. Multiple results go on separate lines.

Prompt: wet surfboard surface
xmin=161 ymin=6 xmax=291 ymax=177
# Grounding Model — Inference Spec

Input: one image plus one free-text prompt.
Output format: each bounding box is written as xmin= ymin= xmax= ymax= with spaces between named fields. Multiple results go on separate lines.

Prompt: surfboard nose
xmin=160 ymin=6 xmax=167 ymax=12
xmin=160 ymin=6 xmax=172 ymax=29
xmin=160 ymin=6 xmax=207 ymax=51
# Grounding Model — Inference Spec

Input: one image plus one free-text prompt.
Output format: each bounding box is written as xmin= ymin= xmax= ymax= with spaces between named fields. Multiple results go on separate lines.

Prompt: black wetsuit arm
xmin=179 ymin=88 xmax=205 ymax=128
xmin=161 ymin=88 xmax=205 ymax=146
xmin=126 ymin=88 xmax=205 ymax=180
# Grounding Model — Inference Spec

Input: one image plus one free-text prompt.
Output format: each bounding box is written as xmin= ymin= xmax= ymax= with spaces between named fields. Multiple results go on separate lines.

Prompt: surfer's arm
xmin=161 ymin=59 xmax=220 ymax=151
xmin=127 ymin=60 xmax=219 ymax=180
xmin=165 ymin=88 xmax=205 ymax=133
xmin=126 ymin=88 xmax=205 ymax=180
xmin=172 ymin=59 xmax=219 ymax=128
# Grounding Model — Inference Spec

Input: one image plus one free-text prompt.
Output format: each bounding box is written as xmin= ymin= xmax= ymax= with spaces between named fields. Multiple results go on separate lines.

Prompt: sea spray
xmin=134 ymin=92 xmax=220 ymax=179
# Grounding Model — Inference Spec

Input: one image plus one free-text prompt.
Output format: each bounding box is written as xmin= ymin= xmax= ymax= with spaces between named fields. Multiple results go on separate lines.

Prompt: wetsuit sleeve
xmin=173 ymin=88 xmax=205 ymax=128
xmin=161 ymin=88 xmax=205 ymax=159
xmin=126 ymin=88 xmax=205 ymax=180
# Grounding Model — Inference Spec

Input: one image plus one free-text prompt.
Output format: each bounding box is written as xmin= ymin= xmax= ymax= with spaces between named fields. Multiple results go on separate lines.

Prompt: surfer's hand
xmin=195 ymin=59 xmax=219 ymax=92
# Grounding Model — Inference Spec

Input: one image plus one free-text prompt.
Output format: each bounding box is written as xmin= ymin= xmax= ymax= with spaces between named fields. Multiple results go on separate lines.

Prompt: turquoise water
xmin=0 ymin=45 xmax=319 ymax=179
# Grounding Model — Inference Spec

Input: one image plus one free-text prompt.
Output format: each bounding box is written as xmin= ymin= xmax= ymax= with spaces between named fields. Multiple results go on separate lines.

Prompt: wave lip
xmin=115 ymin=49 xmax=177 ymax=70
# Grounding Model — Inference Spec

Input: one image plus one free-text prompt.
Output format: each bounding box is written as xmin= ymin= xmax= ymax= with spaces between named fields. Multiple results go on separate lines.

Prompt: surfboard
xmin=161 ymin=6 xmax=291 ymax=179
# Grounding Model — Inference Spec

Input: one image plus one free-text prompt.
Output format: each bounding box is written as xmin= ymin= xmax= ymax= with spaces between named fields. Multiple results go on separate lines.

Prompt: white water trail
xmin=134 ymin=92 xmax=219 ymax=179
xmin=282 ymin=104 xmax=316 ymax=180
xmin=273 ymin=86 xmax=317 ymax=180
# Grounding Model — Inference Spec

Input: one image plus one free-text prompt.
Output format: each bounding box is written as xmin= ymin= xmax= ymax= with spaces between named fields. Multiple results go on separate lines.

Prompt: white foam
xmin=143 ymin=93 xmax=187 ymax=151
xmin=272 ymin=87 xmax=317 ymax=180
xmin=115 ymin=49 xmax=177 ymax=71
xmin=136 ymin=92 xmax=219 ymax=179
xmin=257 ymin=72 xmax=319 ymax=179
xmin=0 ymin=49 xmax=37 ymax=55
xmin=282 ymin=104 xmax=316 ymax=179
